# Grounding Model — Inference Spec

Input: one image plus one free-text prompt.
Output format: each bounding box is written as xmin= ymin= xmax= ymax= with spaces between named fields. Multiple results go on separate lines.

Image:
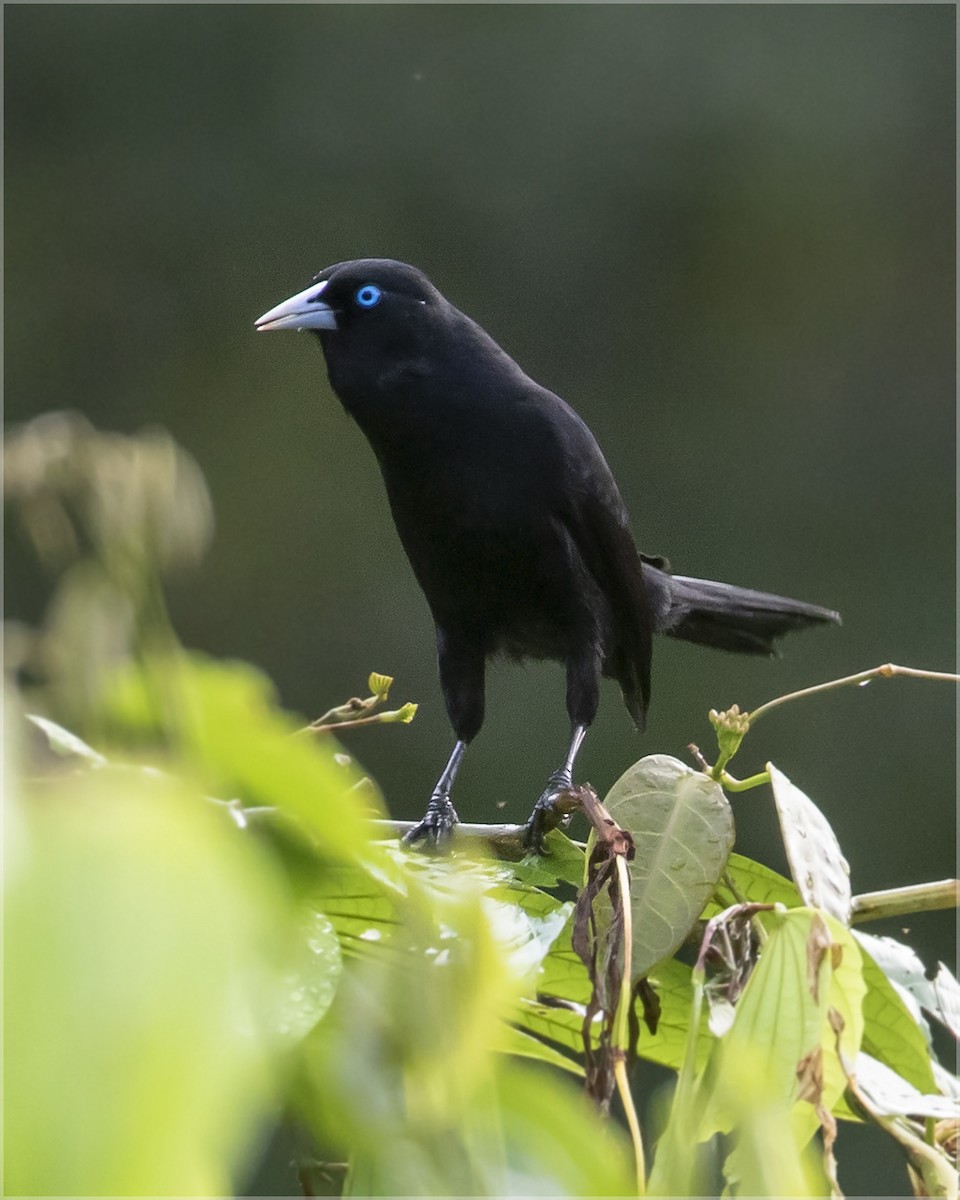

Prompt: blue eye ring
xmin=355 ymin=283 xmax=382 ymax=309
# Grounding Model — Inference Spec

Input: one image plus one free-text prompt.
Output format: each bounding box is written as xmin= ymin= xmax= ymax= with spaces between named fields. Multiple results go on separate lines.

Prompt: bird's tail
xmin=645 ymin=566 xmax=841 ymax=655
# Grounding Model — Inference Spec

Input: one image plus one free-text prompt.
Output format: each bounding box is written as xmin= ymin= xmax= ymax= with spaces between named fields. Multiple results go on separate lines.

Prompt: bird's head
xmin=256 ymin=257 xmax=522 ymax=408
xmin=256 ymin=259 xmax=456 ymax=401
xmin=255 ymin=258 xmax=443 ymax=336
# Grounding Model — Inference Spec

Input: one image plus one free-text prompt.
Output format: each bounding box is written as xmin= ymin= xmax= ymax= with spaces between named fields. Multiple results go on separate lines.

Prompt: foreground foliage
xmin=5 ymin=414 xmax=958 ymax=1196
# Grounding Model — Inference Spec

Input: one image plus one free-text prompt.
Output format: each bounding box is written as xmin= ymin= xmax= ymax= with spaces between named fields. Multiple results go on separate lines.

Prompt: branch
xmin=374 ymin=798 xmax=582 ymax=858
xmin=851 ymin=879 xmax=960 ymax=925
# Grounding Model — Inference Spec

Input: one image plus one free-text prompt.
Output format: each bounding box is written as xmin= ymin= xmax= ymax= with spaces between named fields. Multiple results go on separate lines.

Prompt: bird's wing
xmin=563 ymin=491 xmax=653 ymax=730
xmin=530 ymin=394 xmax=655 ymax=729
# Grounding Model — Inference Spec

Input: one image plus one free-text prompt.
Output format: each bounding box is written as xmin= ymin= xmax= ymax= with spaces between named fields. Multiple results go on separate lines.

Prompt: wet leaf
xmin=274 ymin=907 xmax=342 ymax=1043
xmin=604 ymin=754 xmax=735 ymax=978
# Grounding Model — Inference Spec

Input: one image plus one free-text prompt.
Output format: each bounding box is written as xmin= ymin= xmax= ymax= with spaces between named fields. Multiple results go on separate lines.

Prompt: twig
xmin=294 ymin=672 xmax=417 ymax=736
xmin=300 ymin=704 xmax=417 ymax=735
xmin=748 ymin=663 xmax=960 ymax=726
xmin=309 ymin=696 xmax=369 ymax=727
xmin=687 ymin=743 xmax=711 ymax=772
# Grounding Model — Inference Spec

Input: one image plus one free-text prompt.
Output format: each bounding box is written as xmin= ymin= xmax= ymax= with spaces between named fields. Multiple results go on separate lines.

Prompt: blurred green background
xmin=5 ymin=7 xmax=955 ymax=1185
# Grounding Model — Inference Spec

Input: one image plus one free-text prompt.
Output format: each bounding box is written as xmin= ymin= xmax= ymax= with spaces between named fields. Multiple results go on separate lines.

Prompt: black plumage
xmin=256 ymin=258 xmax=839 ymax=843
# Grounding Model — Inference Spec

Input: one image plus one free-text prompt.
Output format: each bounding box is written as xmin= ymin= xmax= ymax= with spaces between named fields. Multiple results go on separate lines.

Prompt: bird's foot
xmin=522 ymin=771 xmax=576 ymax=854
xmin=402 ymin=793 xmax=460 ymax=850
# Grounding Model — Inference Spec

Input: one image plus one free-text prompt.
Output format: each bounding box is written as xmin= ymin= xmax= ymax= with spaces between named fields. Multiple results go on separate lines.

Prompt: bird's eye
xmin=355 ymin=284 xmax=383 ymax=309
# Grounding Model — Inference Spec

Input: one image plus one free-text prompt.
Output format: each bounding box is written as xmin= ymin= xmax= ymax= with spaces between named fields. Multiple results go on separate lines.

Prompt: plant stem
xmin=615 ymin=855 xmax=634 ymax=1051
xmin=615 ymin=1057 xmax=646 ymax=1197
xmin=851 ymin=879 xmax=960 ymax=924
xmin=718 ymin=769 xmax=771 ymax=792
xmin=748 ymin=663 xmax=960 ymax=726
xmin=613 ymin=854 xmax=645 ymax=1195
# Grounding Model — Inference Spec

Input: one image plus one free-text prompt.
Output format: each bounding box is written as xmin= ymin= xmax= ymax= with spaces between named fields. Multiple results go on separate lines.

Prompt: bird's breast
xmin=378 ymin=456 xmax=603 ymax=653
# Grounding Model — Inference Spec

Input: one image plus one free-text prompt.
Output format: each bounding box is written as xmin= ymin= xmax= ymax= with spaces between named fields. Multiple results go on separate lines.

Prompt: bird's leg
xmin=523 ymin=723 xmax=588 ymax=852
xmin=402 ymin=739 xmax=467 ymax=847
xmin=403 ymin=627 xmax=484 ymax=850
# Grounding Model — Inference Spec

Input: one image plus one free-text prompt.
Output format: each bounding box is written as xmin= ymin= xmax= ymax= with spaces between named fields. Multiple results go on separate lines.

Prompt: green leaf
xmin=274 ymin=906 xmax=342 ymax=1043
xmin=712 ymin=852 xmax=804 ymax=910
xmin=339 ymin=1056 xmax=635 ymax=1197
xmin=767 ymin=762 xmax=852 ymax=924
xmin=537 ymin=920 xmax=592 ymax=1006
xmin=647 ymin=939 xmax=832 ymax=1198
xmin=310 ymin=862 xmax=401 ymax=951
xmin=526 ymin=927 xmax=715 ymax=1073
xmin=641 ymin=957 xmax=714 ymax=1073
xmin=513 ymin=828 xmax=585 ymax=887
xmin=856 ymin=936 xmax=937 ymax=1094
xmin=699 ymin=907 xmax=866 ymax=1140
xmin=481 ymin=890 xmax=574 ymax=985
xmin=25 ymin=712 xmax=108 ymax=766
xmin=517 ymin=919 xmax=596 ymax=1054
xmin=490 ymin=1057 xmax=636 ymax=1195
xmin=311 ymin=848 xmax=580 ymax=1082
xmin=515 ymin=996 xmax=590 ymax=1057
xmin=853 ymin=930 xmax=951 ymax=1041
xmin=298 ymin=861 xmax=620 ymax=1198
xmin=496 ymin=1023 xmax=584 ymax=1075
xmin=649 ymin=1051 xmax=830 ymax=1198
xmin=604 ymin=753 xmax=735 ymax=977
xmin=6 ymin=766 xmax=294 ymax=1195
xmin=104 ymin=653 xmax=386 ymax=867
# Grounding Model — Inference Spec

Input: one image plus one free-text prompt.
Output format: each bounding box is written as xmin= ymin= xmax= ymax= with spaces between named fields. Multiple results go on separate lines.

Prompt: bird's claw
xmin=522 ymin=775 xmax=575 ymax=854
xmin=402 ymin=793 xmax=460 ymax=850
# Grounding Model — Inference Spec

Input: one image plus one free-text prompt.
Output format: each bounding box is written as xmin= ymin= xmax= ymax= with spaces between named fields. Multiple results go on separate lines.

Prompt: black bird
xmin=256 ymin=259 xmax=839 ymax=845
